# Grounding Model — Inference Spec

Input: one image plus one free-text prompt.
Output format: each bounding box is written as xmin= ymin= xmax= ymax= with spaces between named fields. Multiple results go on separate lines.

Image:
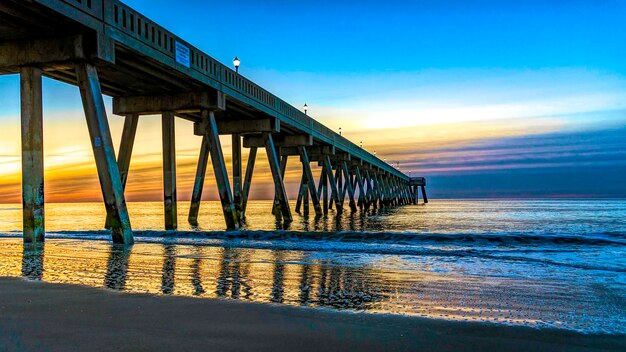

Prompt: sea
xmin=0 ymin=199 xmax=625 ymax=334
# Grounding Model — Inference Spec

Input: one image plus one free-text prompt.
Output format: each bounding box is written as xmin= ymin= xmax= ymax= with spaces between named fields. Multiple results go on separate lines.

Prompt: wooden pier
xmin=0 ymin=0 xmax=428 ymax=245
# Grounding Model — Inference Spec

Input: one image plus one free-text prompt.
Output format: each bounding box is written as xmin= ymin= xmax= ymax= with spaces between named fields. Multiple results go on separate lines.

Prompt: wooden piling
xmin=75 ymin=63 xmax=133 ymax=245
xmin=20 ymin=67 xmax=45 ymax=245
xmin=162 ymin=111 xmax=177 ymax=230
xmin=421 ymin=185 xmax=429 ymax=204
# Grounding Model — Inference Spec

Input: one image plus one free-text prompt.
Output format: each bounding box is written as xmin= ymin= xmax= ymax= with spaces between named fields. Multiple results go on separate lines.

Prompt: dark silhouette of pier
xmin=1 ymin=0 xmax=428 ymax=246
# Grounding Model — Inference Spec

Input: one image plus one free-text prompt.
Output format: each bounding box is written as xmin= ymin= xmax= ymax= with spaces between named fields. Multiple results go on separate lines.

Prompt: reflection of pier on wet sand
xmin=1 ymin=237 xmax=622 ymax=335
xmin=1 ymin=239 xmax=623 ymax=351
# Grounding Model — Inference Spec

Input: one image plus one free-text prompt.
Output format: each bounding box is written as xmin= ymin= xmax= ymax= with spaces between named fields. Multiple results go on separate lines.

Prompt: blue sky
xmin=1 ymin=0 xmax=625 ymax=200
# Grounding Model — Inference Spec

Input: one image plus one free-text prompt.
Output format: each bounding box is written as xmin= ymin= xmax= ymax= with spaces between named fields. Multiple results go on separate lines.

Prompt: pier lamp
xmin=233 ymin=57 xmax=240 ymax=73
xmin=374 ymin=151 xmax=377 ymax=156
xmin=360 ymin=141 xmax=363 ymax=148
xmin=384 ymin=158 xmax=387 ymax=163
xmin=304 ymin=103 xmax=308 ymax=115
xmin=339 ymin=127 xmax=342 ymax=136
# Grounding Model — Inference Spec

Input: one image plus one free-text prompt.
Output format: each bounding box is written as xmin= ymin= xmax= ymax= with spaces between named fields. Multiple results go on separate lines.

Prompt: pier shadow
xmin=21 ymin=244 xmax=44 ymax=280
xmin=104 ymin=245 xmax=132 ymax=290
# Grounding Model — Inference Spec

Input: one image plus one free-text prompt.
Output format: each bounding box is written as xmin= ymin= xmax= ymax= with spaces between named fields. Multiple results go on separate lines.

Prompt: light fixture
xmin=374 ymin=151 xmax=377 ymax=156
xmin=339 ymin=127 xmax=342 ymax=136
xmin=233 ymin=57 xmax=240 ymax=73
xmin=303 ymin=103 xmax=308 ymax=115
xmin=359 ymin=141 xmax=363 ymax=148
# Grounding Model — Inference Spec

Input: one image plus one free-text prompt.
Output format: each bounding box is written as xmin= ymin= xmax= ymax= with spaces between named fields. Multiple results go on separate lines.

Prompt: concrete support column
xmin=105 ymin=114 xmax=138 ymax=229
xmin=421 ymin=185 xmax=429 ymax=204
xmin=232 ymin=134 xmax=243 ymax=215
xmin=20 ymin=67 xmax=45 ymax=245
xmin=272 ymin=155 xmax=288 ymax=216
xmin=341 ymin=161 xmax=357 ymax=212
xmin=202 ymin=110 xmax=239 ymax=229
xmin=188 ymin=135 xmax=210 ymax=226
xmin=75 ymin=63 xmax=133 ymax=245
xmin=241 ymin=147 xmax=257 ymax=218
xmin=298 ymin=146 xmax=322 ymax=216
xmin=162 ymin=111 xmax=177 ymax=230
xmin=323 ymin=156 xmax=342 ymax=214
xmin=264 ymin=133 xmax=292 ymax=222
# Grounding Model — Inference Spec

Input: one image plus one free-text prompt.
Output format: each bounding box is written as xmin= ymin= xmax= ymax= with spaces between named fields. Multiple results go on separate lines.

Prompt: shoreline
xmin=1 ymin=278 xmax=624 ymax=351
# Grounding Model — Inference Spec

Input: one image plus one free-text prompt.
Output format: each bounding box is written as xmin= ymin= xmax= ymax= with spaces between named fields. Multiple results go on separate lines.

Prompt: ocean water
xmin=0 ymin=199 xmax=625 ymax=334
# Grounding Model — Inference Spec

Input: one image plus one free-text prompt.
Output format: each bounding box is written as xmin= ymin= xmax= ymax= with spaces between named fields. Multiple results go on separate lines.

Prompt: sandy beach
xmin=1 ymin=278 xmax=623 ymax=352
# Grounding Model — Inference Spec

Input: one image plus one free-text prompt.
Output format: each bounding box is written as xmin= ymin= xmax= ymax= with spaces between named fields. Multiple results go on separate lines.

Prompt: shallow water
xmin=1 ymin=200 xmax=625 ymax=334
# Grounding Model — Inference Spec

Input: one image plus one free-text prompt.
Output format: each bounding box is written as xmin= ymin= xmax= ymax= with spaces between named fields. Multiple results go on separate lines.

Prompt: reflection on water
xmin=1 ymin=238 xmax=624 ymax=334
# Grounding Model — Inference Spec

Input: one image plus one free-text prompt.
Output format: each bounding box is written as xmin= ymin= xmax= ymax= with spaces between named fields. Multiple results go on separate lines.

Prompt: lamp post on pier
xmin=233 ymin=57 xmax=240 ymax=73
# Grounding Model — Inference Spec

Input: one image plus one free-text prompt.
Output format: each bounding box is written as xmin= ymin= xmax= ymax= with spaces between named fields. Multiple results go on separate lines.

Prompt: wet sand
xmin=1 ymin=278 xmax=623 ymax=352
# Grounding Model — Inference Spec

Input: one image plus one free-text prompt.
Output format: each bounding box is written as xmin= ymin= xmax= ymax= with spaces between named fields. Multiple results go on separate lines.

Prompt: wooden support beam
xmin=188 ymin=135 xmax=210 ymax=226
xmin=20 ymin=67 xmax=44 ymax=245
xmin=232 ymin=134 xmax=243 ymax=215
xmin=162 ymin=111 xmax=177 ymax=230
xmin=105 ymin=114 xmax=138 ymax=229
xmin=241 ymin=147 xmax=257 ymax=218
xmin=264 ymin=133 xmax=293 ymax=222
xmin=114 ymin=91 xmax=225 ymax=116
xmin=323 ymin=156 xmax=342 ymax=214
xmin=75 ymin=63 xmax=133 ymax=245
xmin=202 ymin=110 xmax=240 ymax=229
xmin=201 ymin=118 xmax=280 ymax=136
xmin=298 ymin=146 xmax=323 ymax=216
xmin=421 ymin=185 xmax=429 ymax=204
xmin=341 ymin=161 xmax=357 ymax=212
